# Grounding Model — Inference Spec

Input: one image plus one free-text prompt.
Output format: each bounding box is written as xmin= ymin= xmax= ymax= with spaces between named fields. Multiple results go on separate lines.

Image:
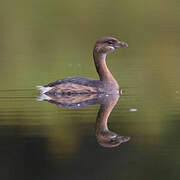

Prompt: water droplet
xmin=120 ymin=89 xmax=123 ymax=94
xmin=129 ymin=108 xmax=138 ymax=112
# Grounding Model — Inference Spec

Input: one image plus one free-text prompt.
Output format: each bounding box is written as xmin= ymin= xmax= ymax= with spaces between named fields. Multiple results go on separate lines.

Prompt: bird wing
xmin=45 ymin=77 xmax=100 ymax=87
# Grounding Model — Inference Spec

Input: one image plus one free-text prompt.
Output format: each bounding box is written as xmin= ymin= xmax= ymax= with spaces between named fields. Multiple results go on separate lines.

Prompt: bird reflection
xmin=38 ymin=93 xmax=130 ymax=148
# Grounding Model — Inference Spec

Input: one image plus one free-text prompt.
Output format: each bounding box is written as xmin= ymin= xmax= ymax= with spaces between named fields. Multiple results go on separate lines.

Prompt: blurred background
xmin=0 ymin=0 xmax=180 ymax=180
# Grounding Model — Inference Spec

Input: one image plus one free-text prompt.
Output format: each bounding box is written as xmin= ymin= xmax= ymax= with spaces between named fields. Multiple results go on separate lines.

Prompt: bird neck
xmin=93 ymin=51 xmax=117 ymax=84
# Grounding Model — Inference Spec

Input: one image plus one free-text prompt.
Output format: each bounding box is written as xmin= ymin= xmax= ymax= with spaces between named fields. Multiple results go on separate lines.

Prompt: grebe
xmin=37 ymin=37 xmax=128 ymax=95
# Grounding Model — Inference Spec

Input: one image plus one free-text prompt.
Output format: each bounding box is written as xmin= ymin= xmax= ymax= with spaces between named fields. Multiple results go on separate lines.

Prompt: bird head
xmin=94 ymin=37 xmax=128 ymax=54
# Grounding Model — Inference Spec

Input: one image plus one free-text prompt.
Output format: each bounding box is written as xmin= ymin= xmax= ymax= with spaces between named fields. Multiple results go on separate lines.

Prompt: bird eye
xmin=107 ymin=41 xmax=113 ymax=45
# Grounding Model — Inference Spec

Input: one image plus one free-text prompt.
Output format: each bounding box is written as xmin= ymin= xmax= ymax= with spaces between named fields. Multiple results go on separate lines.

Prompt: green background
xmin=0 ymin=0 xmax=180 ymax=179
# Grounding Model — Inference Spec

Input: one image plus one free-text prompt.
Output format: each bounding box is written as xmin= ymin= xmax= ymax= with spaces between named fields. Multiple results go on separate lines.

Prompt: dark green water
xmin=0 ymin=0 xmax=180 ymax=179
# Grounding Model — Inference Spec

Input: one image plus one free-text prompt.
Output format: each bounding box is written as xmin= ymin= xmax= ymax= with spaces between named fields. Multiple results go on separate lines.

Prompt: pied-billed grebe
xmin=37 ymin=37 xmax=128 ymax=95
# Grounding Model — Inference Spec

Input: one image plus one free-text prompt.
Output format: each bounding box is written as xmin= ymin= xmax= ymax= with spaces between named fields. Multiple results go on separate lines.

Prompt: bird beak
xmin=114 ymin=41 xmax=128 ymax=48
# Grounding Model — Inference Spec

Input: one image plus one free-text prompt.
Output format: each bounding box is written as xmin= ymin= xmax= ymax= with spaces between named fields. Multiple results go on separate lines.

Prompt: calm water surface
xmin=0 ymin=0 xmax=180 ymax=179
xmin=0 ymin=87 xmax=180 ymax=180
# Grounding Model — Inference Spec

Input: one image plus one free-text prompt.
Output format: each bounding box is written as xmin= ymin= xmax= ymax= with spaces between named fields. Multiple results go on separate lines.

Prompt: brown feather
xmin=47 ymin=82 xmax=98 ymax=94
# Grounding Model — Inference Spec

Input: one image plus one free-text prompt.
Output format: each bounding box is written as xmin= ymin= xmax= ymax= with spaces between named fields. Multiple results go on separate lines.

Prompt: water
xmin=0 ymin=0 xmax=180 ymax=179
xmin=0 ymin=88 xmax=180 ymax=179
